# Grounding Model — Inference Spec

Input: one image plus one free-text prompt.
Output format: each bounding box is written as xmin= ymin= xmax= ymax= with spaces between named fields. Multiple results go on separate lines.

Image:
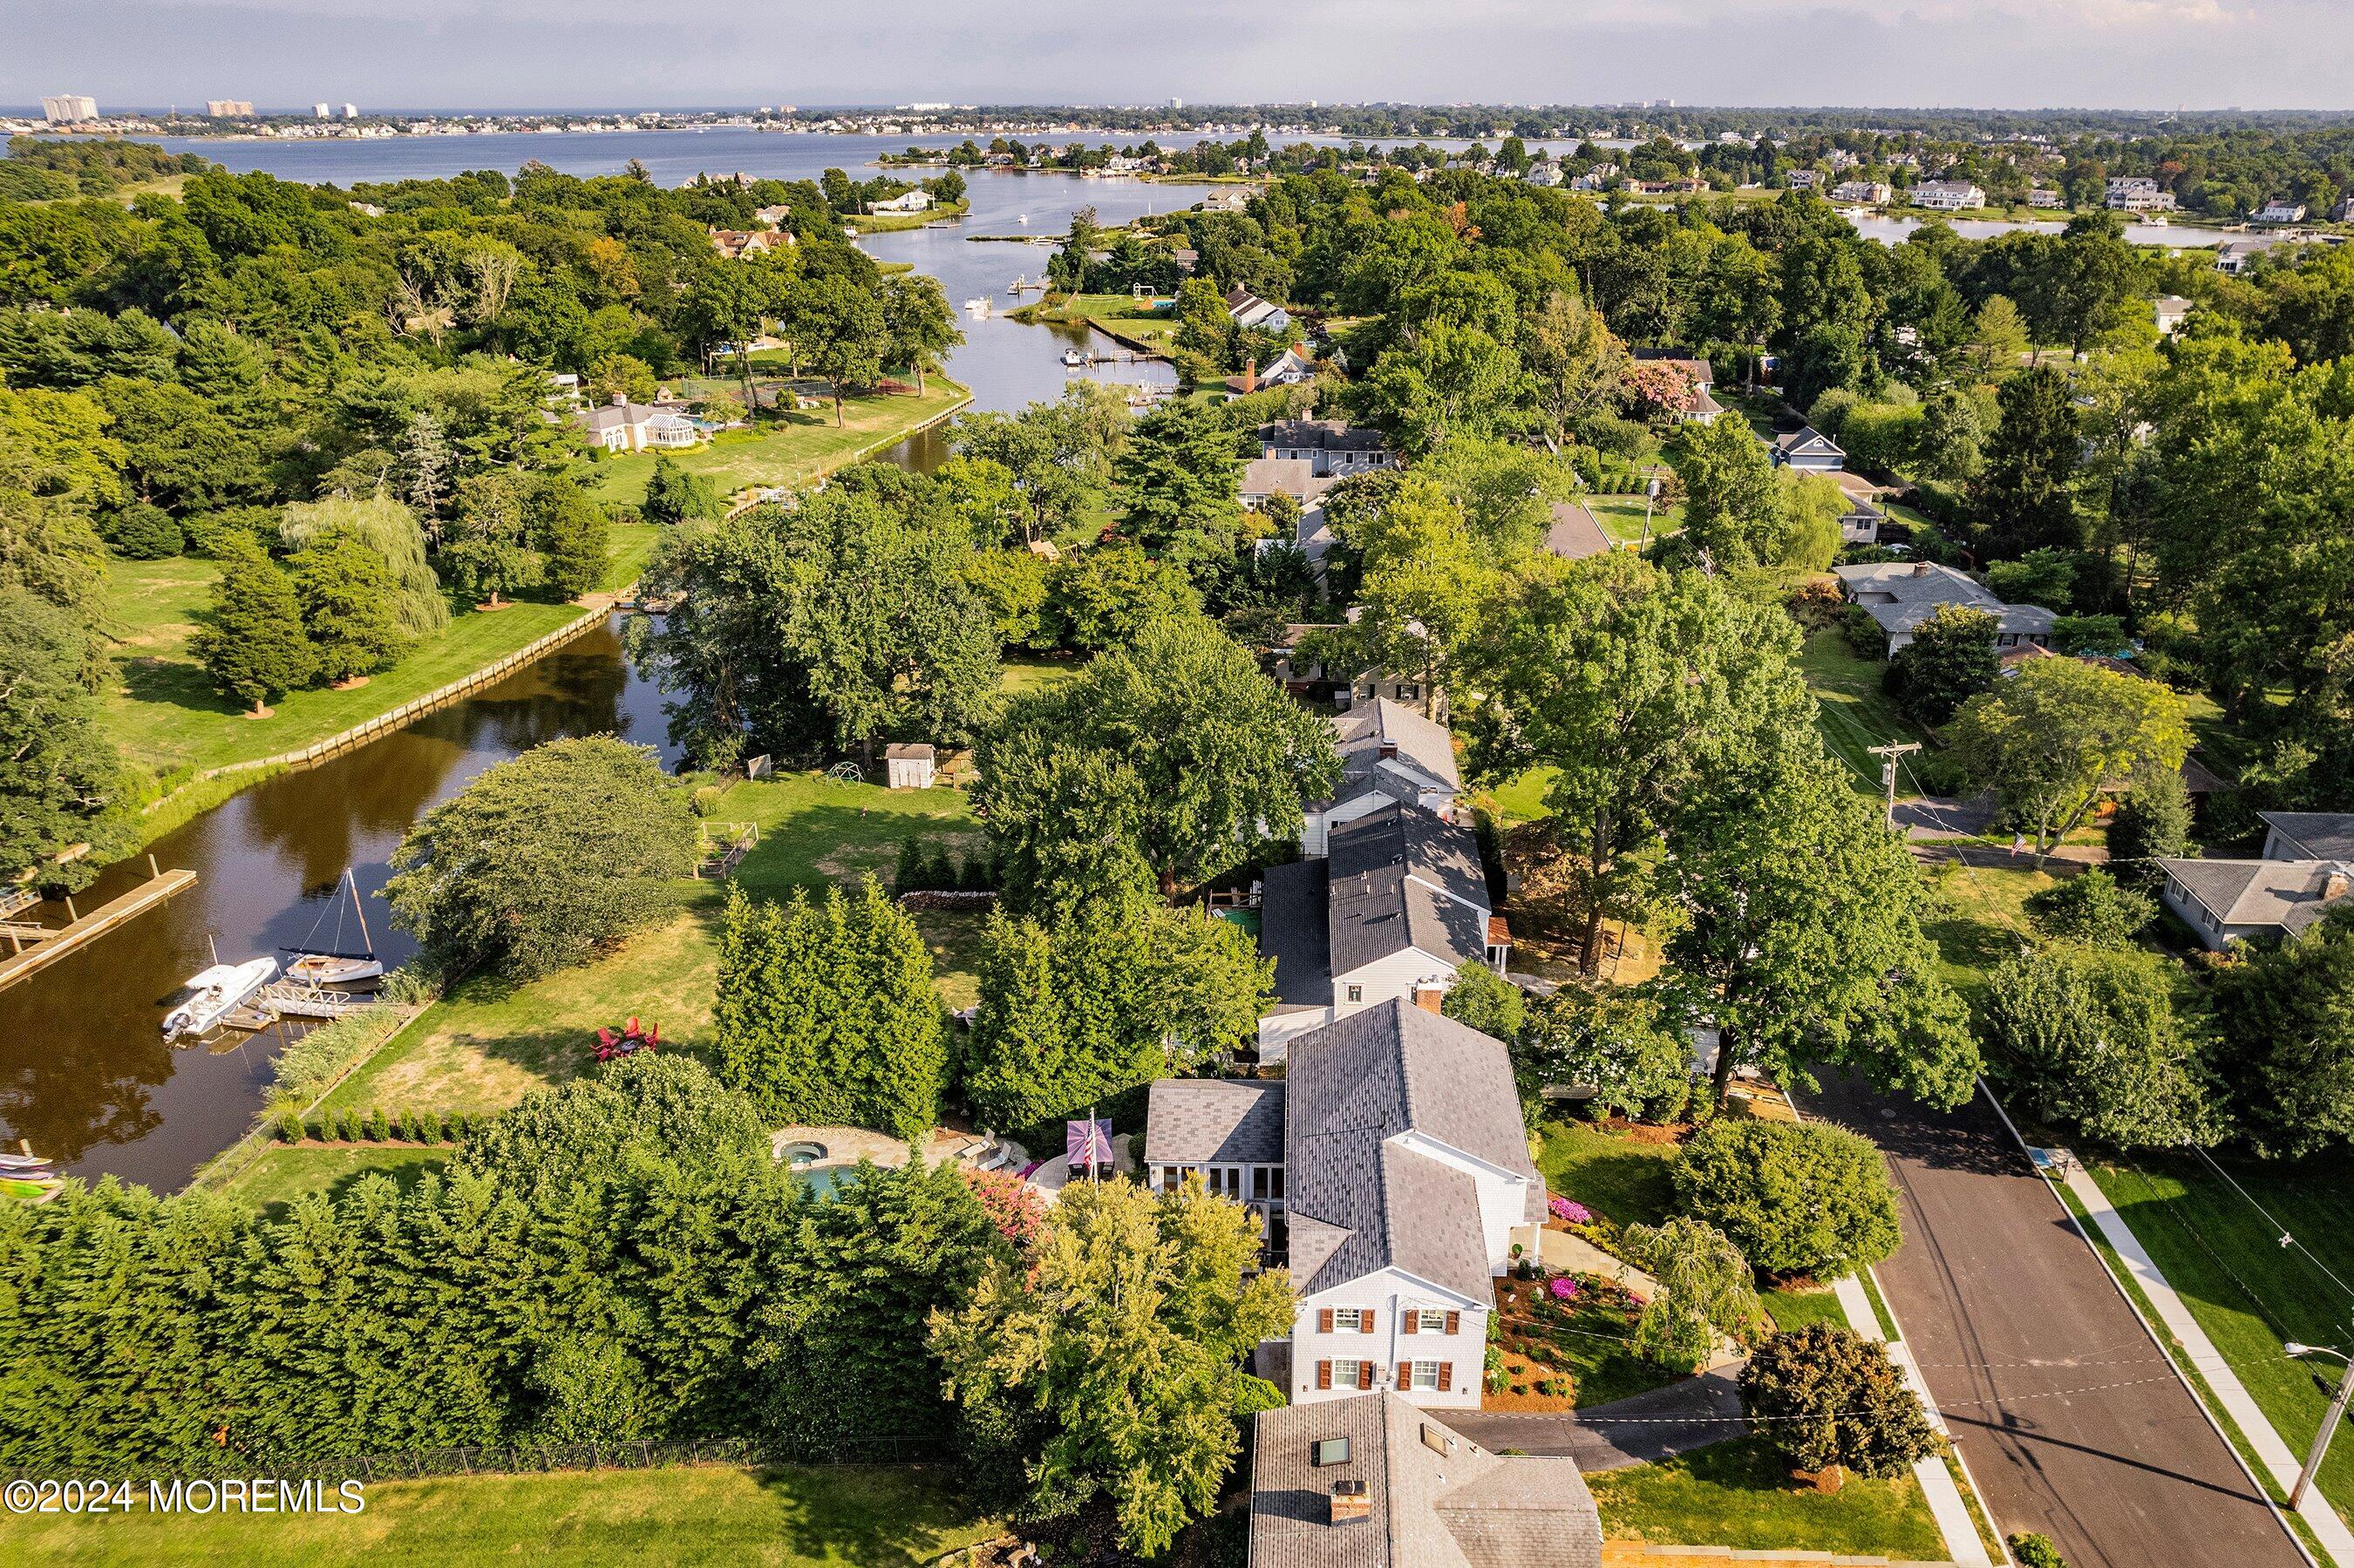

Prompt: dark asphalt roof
xmin=2159 ymin=857 xmax=2353 ymax=934
xmin=1324 ymin=807 xmax=1492 ymax=977
xmin=2261 ymin=811 xmax=2354 ymax=861
xmin=1262 ymin=858 xmax=1335 ymax=1005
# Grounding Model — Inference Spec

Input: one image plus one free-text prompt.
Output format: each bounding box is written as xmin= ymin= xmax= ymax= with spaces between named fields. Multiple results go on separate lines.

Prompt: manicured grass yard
xmin=0 ymin=1463 xmax=999 ymax=1567
xmin=2088 ymin=1149 xmax=2354 ymax=1522
xmin=1583 ymin=493 xmax=1683 ymax=545
xmin=1534 ymin=1120 xmax=1679 ymax=1230
xmin=320 ymin=770 xmax=992 ymax=1120
xmin=1588 ymin=1435 xmax=1945 ymax=1558
xmin=100 ymin=559 xmax=597 ymax=783
xmin=1032 ymin=292 xmax=1184 ymax=351
xmin=213 ymin=1144 xmax=452 ymax=1222
xmin=1481 ymin=764 xmax=1557 ymax=825
xmin=1919 ymin=859 xmax=2058 ymax=1011
xmin=1800 ymin=627 xmax=1933 ymax=798
xmin=1763 ymin=1285 xmax=1853 ymax=1334
xmin=583 ymin=381 xmax=968 ymax=510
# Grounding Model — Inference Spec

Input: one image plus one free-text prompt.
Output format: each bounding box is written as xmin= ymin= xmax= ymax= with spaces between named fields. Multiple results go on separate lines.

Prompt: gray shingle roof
xmin=1248 ymin=1393 xmax=1601 ymax=1568
xmin=1244 ymin=458 xmax=1337 ymax=504
xmin=1545 ymin=502 xmax=1613 ymax=561
xmin=1771 ymin=424 xmax=1843 ymax=458
xmin=1284 ymin=1001 xmax=1541 ymax=1302
xmin=1834 ymin=561 xmax=2058 ymax=640
xmin=1330 ymin=698 xmax=1460 ymax=797
xmin=2160 ymin=858 xmax=2354 ymax=935
xmin=1145 ymin=1078 xmax=1287 ymax=1165
xmin=1325 ymin=806 xmax=1491 ymax=976
xmin=2262 ymin=812 xmax=2354 ymax=863
xmin=1261 ymin=419 xmax=1390 ymax=454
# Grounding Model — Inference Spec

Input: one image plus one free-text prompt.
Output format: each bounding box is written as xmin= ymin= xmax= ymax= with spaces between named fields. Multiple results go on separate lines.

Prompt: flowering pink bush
xmin=1548 ymin=1197 xmax=1592 ymax=1225
xmin=1548 ymin=1276 xmax=1579 ymax=1301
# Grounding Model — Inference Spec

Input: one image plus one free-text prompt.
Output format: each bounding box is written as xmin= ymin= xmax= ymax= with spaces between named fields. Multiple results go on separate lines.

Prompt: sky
xmin=7 ymin=0 xmax=2353 ymax=113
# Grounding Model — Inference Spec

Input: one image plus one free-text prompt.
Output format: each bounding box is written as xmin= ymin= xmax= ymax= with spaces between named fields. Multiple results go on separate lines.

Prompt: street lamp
xmin=2284 ymin=1343 xmax=2354 ymax=1510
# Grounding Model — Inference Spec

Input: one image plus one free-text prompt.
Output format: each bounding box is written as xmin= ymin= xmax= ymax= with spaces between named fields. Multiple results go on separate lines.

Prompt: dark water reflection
xmin=3 ymin=146 xmax=1190 ymax=1191
xmin=0 ymin=617 xmax=677 ymax=1191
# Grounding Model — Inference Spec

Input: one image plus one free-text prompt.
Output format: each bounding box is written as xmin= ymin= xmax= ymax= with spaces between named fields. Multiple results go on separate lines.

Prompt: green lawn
xmin=317 ymin=771 xmax=990 ymax=1120
xmin=1800 ymin=628 xmax=1933 ymax=797
xmin=1588 ymin=1435 xmax=1945 ymax=1558
xmin=1027 ymin=292 xmax=1183 ymax=352
xmin=99 ymin=559 xmax=597 ymax=784
xmin=1482 ymin=765 xmax=1557 ymax=826
xmin=584 ymin=381 xmax=968 ymax=509
xmin=1764 ymin=1285 xmax=1854 ymax=1334
xmin=1583 ymin=493 xmax=1682 ymax=545
xmin=1920 ymin=860 xmax=2058 ymax=1011
xmin=2088 ymin=1150 xmax=2354 ymax=1525
xmin=0 ymin=1463 xmax=999 ymax=1567
xmin=1534 ymin=1121 xmax=1679 ymax=1230
xmin=212 ymin=1144 xmax=452 ymax=1222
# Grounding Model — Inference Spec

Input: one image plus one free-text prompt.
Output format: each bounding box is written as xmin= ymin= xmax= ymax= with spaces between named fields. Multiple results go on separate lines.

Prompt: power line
xmin=2187 ymin=1144 xmax=2354 ymax=1312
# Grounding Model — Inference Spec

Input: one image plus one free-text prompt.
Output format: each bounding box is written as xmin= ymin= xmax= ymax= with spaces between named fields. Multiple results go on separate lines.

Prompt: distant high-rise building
xmin=204 ymin=99 xmax=255 ymax=118
xmin=313 ymin=102 xmax=330 ymax=119
xmin=1169 ymin=96 xmax=1183 ymax=110
xmin=42 ymin=94 xmax=99 ymax=125
xmin=342 ymin=103 xmax=358 ymax=119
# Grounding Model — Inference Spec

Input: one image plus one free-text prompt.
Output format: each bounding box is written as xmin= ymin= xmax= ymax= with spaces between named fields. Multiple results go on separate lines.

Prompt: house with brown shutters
xmin=1148 ymin=1000 xmax=1545 ymax=1414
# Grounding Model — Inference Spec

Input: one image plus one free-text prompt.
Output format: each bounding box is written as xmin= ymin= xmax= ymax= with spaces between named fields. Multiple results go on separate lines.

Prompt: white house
xmin=1833 ymin=180 xmax=1893 ymax=205
xmin=2106 ymin=177 xmax=2178 ymax=213
xmin=1149 ymin=1001 xmax=1546 ymax=1412
xmin=1227 ymin=343 xmax=1315 ymax=394
xmin=2254 ymin=200 xmax=2309 ymax=225
xmin=1256 ymin=805 xmax=1504 ymax=1055
xmin=1246 ymin=1394 xmax=1602 ymax=1567
xmin=1302 ymin=698 xmax=1463 ymax=857
xmin=2153 ymin=295 xmax=2194 ymax=336
xmin=2029 ymin=185 xmax=2065 ymax=209
xmin=870 ymin=188 xmax=933 ymax=214
xmin=1226 ymin=285 xmax=1292 ymax=332
xmin=1833 ymin=560 xmax=2057 ymax=653
xmin=1911 ymin=180 xmax=1987 ymax=211
xmin=1767 ymin=424 xmax=1846 ymax=472
xmin=575 ymin=397 xmax=703 ymax=454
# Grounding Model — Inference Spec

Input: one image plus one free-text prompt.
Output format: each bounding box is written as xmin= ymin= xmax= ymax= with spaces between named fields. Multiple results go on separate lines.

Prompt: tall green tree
xmin=1114 ymin=398 xmax=1244 ymax=580
xmin=1670 ymin=411 xmax=1786 ymax=570
xmin=877 ymin=272 xmax=963 ymax=396
xmin=1672 ymin=1119 xmax=1902 ymax=1280
xmin=192 ymin=533 xmax=313 ymax=713
xmin=713 ymin=879 xmax=947 ymax=1143
xmin=1621 ymin=1218 xmax=1764 ymax=1374
xmin=641 ymin=455 xmax=725 ymax=526
xmin=793 ymin=274 xmax=890 ymax=427
xmin=1948 ymin=657 xmax=2189 ymax=866
xmin=929 ymin=1177 xmax=1291 ymax=1556
xmin=2211 ymin=908 xmax=2354 ymax=1158
xmin=1887 ymin=603 xmax=1997 ymax=727
xmin=1976 ymin=367 xmax=2082 ymax=558
xmin=1989 ymin=941 xmax=2219 ymax=1149
xmin=278 ymin=495 xmax=446 ymax=636
xmin=975 ymin=616 xmax=1338 ymax=903
xmin=289 ymin=528 xmax=408 ymax=683
xmin=0 ymin=588 xmax=130 ymax=890
xmin=383 ymin=736 xmax=695 ymax=981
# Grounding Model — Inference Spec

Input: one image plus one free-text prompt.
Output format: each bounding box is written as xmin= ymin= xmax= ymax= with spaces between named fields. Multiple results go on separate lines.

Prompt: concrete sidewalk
xmin=2042 ymin=1145 xmax=2352 ymax=1566
xmin=1837 ymin=1265 xmax=1996 ymax=1567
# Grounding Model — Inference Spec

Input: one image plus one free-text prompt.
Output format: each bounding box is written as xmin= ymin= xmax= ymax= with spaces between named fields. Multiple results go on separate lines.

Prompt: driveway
xmin=1446 ymin=1368 xmax=1745 ymax=1471
xmin=1802 ymin=1072 xmax=2304 ymax=1568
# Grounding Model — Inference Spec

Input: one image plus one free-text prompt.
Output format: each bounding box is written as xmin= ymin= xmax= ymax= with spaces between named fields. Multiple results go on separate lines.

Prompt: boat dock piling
xmin=0 ymin=863 xmax=196 ymax=994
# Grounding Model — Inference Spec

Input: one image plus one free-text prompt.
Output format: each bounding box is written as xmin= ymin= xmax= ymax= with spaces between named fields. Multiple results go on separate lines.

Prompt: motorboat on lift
xmin=283 ymin=868 xmax=384 ymax=988
xmin=161 ymin=956 xmax=278 ymax=1041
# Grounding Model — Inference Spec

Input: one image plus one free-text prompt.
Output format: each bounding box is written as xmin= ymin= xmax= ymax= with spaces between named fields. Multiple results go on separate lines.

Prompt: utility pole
xmin=1638 ymin=467 xmax=1661 ymax=549
xmin=2287 ymin=1343 xmax=2354 ymax=1509
xmin=1866 ymin=741 xmax=1922 ymax=829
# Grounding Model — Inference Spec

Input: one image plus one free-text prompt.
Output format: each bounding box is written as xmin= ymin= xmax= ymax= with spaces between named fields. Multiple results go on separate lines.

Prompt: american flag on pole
xmin=1066 ymin=1118 xmax=1113 ymax=1169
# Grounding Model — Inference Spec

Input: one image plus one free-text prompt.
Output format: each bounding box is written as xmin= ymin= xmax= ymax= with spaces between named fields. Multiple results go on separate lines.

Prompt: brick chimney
xmin=2325 ymin=865 xmax=2351 ymax=901
xmin=1412 ymin=984 xmax=1446 ymax=1015
xmin=1329 ymin=1479 xmax=1371 ymax=1524
xmin=1243 ymin=358 xmax=1258 ymax=394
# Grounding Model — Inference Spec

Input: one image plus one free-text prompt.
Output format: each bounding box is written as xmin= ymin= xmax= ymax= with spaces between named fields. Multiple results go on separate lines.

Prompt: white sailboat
xmin=285 ymin=868 xmax=385 ymax=987
xmin=162 ymin=956 xmax=277 ymax=1041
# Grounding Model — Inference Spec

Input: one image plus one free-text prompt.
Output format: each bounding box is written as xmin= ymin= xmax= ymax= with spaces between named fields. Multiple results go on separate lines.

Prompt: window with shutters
xmin=1409 ymin=1361 xmax=1441 ymax=1391
xmin=1330 ymin=1359 xmax=1363 ymax=1390
xmin=1331 ymin=1307 xmax=1367 ymax=1333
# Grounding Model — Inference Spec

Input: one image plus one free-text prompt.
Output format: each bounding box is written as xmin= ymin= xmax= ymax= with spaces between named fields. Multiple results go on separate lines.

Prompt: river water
xmin=0 ymin=133 xmax=1177 ymax=1191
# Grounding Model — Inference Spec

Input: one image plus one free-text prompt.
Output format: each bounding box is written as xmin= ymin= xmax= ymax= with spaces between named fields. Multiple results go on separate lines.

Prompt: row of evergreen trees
xmin=0 ymin=1057 xmax=996 ymax=1472
xmin=710 ymin=881 xmax=1272 ymax=1145
xmin=892 ymin=835 xmax=998 ymax=894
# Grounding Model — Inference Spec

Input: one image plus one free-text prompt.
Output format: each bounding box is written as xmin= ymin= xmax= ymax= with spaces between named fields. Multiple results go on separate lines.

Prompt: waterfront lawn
xmin=1534 ymin=1120 xmax=1679 ymax=1230
xmin=0 ymin=1463 xmax=1000 ymax=1568
xmin=319 ymin=771 xmax=991 ymax=1119
xmin=1800 ymin=627 xmax=1931 ymax=797
xmin=102 ymin=556 xmax=592 ymax=782
xmin=1588 ymin=1435 xmax=1945 ymax=1558
xmin=583 ymin=380 xmax=968 ymax=509
xmin=214 ymin=1144 xmax=451 ymax=1222
xmin=1033 ymin=292 xmax=1183 ymax=351
xmin=2087 ymin=1149 xmax=2354 ymax=1516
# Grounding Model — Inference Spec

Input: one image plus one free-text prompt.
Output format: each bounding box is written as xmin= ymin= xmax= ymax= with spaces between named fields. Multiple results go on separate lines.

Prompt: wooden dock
xmin=0 ymin=869 xmax=198 ymax=994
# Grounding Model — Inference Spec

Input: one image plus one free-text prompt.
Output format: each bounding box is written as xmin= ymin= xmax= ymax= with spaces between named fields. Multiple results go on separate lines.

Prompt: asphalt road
xmin=1447 ymin=1368 xmax=1745 ymax=1470
xmin=1804 ymin=1071 xmax=2306 ymax=1568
